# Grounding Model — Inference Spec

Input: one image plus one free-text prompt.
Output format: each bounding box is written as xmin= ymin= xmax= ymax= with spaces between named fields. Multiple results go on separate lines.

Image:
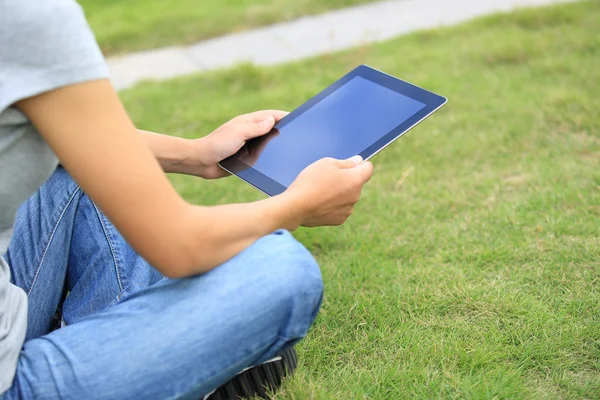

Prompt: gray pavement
xmin=107 ymin=0 xmax=575 ymax=90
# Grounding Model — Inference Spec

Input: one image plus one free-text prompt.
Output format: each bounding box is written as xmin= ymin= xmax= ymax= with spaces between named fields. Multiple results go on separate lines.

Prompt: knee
xmin=177 ymin=230 xmax=323 ymax=341
xmin=251 ymin=230 xmax=324 ymax=336
xmin=261 ymin=230 xmax=323 ymax=298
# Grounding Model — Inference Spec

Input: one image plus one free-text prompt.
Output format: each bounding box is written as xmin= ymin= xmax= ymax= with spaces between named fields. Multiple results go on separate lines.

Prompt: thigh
xmin=6 ymin=167 xmax=82 ymax=340
xmin=5 ymin=167 xmax=162 ymax=340
xmin=62 ymin=193 xmax=162 ymax=325
xmin=4 ymin=230 xmax=323 ymax=400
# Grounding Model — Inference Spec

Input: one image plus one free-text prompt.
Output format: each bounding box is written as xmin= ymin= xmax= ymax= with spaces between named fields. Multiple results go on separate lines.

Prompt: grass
xmin=78 ymin=0 xmax=376 ymax=55
xmin=120 ymin=1 xmax=600 ymax=398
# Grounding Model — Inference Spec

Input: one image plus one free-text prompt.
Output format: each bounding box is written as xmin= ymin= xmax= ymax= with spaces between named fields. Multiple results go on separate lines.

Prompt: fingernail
xmin=350 ymin=155 xmax=363 ymax=165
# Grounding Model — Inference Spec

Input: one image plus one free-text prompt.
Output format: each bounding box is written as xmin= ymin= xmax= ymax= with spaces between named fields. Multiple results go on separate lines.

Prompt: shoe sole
xmin=206 ymin=347 xmax=298 ymax=400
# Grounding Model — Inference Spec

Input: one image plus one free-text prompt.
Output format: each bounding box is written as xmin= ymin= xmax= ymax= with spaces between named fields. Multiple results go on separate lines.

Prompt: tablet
xmin=219 ymin=64 xmax=447 ymax=196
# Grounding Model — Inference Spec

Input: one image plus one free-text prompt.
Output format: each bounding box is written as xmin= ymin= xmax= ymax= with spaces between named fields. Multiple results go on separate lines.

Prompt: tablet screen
xmin=243 ymin=76 xmax=426 ymax=187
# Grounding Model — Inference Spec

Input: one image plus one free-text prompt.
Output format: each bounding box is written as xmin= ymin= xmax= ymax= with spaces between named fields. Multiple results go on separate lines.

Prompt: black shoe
xmin=205 ymin=347 xmax=298 ymax=400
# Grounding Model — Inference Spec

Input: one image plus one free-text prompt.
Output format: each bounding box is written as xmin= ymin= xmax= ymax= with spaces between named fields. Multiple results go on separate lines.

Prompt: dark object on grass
xmin=206 ymin=347 xmax=298 ymax=400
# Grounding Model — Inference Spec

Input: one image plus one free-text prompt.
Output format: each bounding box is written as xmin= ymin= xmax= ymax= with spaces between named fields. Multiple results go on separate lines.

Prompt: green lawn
xmin=120 ymin=1 xmax=600 ymax=398
xmin=78 ymin=0 xmax=376 ymax=55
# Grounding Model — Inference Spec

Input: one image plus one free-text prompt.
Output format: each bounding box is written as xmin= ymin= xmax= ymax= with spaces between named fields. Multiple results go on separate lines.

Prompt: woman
xmin=0 ymin=0 xmax=373 ymax=398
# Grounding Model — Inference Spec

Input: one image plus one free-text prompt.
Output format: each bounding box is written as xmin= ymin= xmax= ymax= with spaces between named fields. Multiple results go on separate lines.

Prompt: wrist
xmin=271 ymin=190 xmax=310 ymax=231
xmin=139 ymin=130 xmax=212 ymax=176
xmin=180 ymin=137 xmax=214 ymax=177
xmin=162 ymin=136 xmax=214 ymax=177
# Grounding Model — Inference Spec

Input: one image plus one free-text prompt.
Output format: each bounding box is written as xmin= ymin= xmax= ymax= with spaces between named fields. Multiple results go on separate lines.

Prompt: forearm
xmin=139 ymin=129 xmax=209 ymax=176
xmin=176 ymin=193 xmax=304 ymax=277
xmin=137 ymin=129 xmax=306 ymax=275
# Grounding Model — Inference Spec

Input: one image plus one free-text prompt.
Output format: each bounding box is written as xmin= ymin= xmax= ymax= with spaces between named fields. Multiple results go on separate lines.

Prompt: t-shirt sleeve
xmin=0 ymin=0 xmax=110 ymax=112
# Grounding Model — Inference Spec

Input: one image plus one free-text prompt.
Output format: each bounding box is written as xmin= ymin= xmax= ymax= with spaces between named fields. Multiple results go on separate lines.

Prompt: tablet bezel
xmin=219 ymin=64 xmax=447 ymax=196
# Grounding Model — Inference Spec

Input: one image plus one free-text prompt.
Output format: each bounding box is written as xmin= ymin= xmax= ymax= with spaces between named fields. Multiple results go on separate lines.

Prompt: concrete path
xmin=108 ymin=0 xmax=575 ymax=90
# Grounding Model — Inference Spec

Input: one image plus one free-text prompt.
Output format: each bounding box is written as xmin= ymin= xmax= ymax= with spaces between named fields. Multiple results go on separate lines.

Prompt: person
xmin=0 ymin=1 xmax=373 ymax=399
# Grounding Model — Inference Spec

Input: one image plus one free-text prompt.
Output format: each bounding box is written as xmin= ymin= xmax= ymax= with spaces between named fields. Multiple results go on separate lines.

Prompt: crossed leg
xmin=3 ymin=167 xmax=323 ymax=399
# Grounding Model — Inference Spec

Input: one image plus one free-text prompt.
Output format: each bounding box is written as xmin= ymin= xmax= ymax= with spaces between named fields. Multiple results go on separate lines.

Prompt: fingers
xmin=337 ymin=155 xmax=363 ymax=169
xmin=354 ymin=160 xmax=374 ymax=183
xmin=335 ymin=156 xmax=373 ymax=182
xmin=313 ymin=156 xmax=373 ymax=185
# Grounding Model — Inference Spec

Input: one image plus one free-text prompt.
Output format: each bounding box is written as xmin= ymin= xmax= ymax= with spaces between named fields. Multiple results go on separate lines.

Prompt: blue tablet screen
xmin=239 ymin=76 xmax=426 ymax=187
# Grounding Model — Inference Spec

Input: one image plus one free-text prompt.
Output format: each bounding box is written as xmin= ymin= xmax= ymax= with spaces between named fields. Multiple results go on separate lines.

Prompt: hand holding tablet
xmin=220 ymin=64 xmax=447 ymax=196
xmin=284 ymin=155 xmax=374 ymax=226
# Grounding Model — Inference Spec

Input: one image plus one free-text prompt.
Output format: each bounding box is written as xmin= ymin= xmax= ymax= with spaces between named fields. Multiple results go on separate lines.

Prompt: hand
xmin=196 ymin=110 xmax=288 ymax=179
xmin=284 ymin=156 xmax=374 ymax=227
xmin=237 ymin=128 xmax=280 ymax=168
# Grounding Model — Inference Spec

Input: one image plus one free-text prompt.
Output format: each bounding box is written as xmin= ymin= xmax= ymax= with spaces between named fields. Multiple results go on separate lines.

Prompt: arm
xmin=17 ymin=80 xmax=300 ymax=277
xmin=138 ymin=130 xmax=205 ymax=176
xmin=139 ymin=109 xmax=288 ymax=179
xmin=17 ymin=80 xmax=373 ymax=278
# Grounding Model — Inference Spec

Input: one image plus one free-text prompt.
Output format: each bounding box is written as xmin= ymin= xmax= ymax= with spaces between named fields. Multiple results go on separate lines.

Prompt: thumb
xmin=243 ymin=115 xmax=276 ymax=139
xmin=338 ymin=155 xmax=363 ymax=169
xmin=258 ymin=115 xmax=275 ymax=129
xmin=354 ymin=160 xmax=374 ymax=182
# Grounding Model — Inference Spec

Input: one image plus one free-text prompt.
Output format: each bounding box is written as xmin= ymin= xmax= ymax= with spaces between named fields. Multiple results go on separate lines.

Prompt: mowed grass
xmin=120 ymin=1 xmax=600 ymax=398
xmin=78 ymin=0 xmax=376 ymax=55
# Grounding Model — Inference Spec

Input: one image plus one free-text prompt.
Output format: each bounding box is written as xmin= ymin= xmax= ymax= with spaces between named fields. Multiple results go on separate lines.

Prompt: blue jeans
xmin=1 ymin=167 xmax=323 ymax=399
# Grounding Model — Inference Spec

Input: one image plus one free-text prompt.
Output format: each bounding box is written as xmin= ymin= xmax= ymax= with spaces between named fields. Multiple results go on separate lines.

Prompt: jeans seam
xmin=27 ymin=187 xmax=81 ymax=297
xmin=91 ymin=202 xmax=125 ymax=293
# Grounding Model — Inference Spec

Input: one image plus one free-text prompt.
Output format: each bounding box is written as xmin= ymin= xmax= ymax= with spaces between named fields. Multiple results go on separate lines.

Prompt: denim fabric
xmin=1 ymin=167 xmax=323 ymax=399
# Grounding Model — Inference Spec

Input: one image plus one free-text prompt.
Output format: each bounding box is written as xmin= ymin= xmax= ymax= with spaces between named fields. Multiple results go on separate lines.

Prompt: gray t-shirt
xmin=0 ymin=0 xmax=109 ymax=392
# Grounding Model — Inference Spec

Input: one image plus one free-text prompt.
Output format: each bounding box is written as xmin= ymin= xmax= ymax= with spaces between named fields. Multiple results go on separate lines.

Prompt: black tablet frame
xmin=219 ymin=64 xmax=447 ymax=196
